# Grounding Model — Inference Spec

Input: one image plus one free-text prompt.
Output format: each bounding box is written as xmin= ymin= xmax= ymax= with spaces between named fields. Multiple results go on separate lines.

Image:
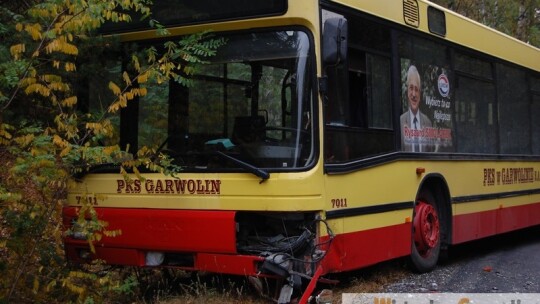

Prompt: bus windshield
xmin=92 ymin=30 xmax=315 ymax=173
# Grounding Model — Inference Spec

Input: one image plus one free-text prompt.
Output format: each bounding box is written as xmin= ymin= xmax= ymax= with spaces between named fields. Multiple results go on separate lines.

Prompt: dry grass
xmin=153 ymin=260 xmax=409 ymax=304
xmin=139 ymin=270 xmax=266 ymax=304
xmin=331 ymin=262 xmax=408 ymax=296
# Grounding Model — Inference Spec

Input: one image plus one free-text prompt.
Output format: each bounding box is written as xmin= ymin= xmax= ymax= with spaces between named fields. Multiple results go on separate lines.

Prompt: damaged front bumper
xmin=63 ymin=208 xmax=335 ymax=302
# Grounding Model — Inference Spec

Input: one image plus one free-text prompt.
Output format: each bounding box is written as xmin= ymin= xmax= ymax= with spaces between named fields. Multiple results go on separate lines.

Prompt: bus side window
xmin=532 ymin=76 xmax=540 ymax=154
xmin=348 ymin=50 xmax=367 ymax=128
xmin=348 ymin=50 xmax=393 ymax=130
xmin=324 ymin=15 xmax=394 ymax=163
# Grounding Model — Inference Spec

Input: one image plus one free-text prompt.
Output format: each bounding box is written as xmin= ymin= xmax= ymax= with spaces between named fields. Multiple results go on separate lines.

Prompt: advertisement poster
xmin=400 ymin=59 xmax=453 ymax=152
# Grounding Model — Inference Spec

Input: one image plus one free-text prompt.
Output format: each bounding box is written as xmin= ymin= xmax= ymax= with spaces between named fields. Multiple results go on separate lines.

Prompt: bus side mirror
xmin=322 ymin=17 xmax=348 ymax=67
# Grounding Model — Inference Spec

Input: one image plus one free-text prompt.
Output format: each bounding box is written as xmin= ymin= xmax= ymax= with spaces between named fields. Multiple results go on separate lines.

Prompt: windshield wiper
xmin=215 ymin=151 xmax=270 ymax=183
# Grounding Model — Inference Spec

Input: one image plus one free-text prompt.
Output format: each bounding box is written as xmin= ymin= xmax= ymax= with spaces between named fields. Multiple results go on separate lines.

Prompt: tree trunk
xmin=516 ymin=0 xmax=528 ymax=42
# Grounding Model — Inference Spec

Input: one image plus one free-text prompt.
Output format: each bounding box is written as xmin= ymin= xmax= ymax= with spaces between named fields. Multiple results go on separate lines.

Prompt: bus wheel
xmin=410 ymin=192 xmax=441 ymax=272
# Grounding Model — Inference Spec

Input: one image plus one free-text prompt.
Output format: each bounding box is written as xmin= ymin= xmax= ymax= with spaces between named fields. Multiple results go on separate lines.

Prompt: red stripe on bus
xmin=196 ymin=253 xmax=264 ymax=275
xmin=452 ymin=202 xmax=540 ymax=244
xmin=63 ymin=202 xmax=540 ymax=272
xmin=63 ymin=207 xmax=237 ymax=253
xmin=321 ymin=223 xmax=411 ymax=273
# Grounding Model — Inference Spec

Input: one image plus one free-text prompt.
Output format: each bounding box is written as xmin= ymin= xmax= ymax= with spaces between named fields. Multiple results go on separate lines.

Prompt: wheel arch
xmin=416 ymin=173 xmax=453 ymax=250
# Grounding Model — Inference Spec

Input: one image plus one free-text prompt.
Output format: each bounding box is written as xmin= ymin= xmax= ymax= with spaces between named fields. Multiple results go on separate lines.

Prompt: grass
xmin=142 ymin=260 xmax=409 ymax=303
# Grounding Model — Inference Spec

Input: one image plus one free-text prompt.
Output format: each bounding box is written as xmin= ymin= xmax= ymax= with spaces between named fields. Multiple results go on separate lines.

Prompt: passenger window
xmin=366 ymin=53 xmax=392 ymax=129
xmin=454 ymin=76 xmax=496 ymax=153
xmin=532 ymin=94 xmax=540 ymax=154
xmin=497 ymin=64 xmax=530 ymax=154
xmin=325 ymin=16 xmax=394 ymax=163
xmin=453 ymin=52 xmax=496 ymax=154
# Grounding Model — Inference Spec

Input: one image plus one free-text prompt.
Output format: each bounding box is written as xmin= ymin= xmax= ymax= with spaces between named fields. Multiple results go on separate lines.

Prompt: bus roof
xmin=331 ymin=0 xmax=540 ymax=72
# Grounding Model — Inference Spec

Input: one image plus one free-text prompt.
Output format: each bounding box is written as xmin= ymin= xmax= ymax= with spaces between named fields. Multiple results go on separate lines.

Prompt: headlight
xmin=146 ymin=251 xmax=164 ymax=266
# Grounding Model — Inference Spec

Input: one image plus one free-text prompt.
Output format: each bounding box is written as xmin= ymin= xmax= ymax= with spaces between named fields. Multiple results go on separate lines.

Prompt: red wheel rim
xmin=413 ymin=200 xmax=440 ymax=257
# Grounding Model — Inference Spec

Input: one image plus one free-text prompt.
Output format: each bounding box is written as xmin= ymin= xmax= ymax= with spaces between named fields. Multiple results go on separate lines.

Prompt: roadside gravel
xmin=160 ymin=226 xmax=540 ymax=303
xmin=383 ymin=226 xmax=540 ymax=294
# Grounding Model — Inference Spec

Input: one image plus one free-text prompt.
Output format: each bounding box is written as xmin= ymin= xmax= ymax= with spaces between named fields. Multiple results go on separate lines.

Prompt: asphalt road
xmin=383 ymin=226 xmax=540 ymax=294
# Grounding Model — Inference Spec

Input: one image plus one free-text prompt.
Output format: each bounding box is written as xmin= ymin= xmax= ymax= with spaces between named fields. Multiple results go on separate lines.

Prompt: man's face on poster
xmin=407 ymin=75 xmax=421 ymax=115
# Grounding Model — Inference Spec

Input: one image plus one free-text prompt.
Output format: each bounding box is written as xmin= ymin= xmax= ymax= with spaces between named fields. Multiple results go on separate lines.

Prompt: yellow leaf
xmin=33 ymin=278 xmax=39 ymax=294
xmin=49 ymin=81 xmax=69 ymax=92
xmin=132 ymin=55 xmax=140 ymax=71
xmin=108 ymin=81 xmax=121 ymax=96
xmin=41 ymin=74 xmax=62 ymax=83
xmin=10 ymin=44 xmax=25 ymax=58
xmin=60 ymin=146 xmax=72 ymax=157
xmin=53 ymin=134 xmax=68 ymax=147
xmin=24 ymin=83 xmax=50 ymax=96
xmin=122 ymin=71 xmax=131 ymax=85
xmin=139 ymin=87 xmax=148 ymax=96
xmin=65 ymin=62 xmax=77 ymax=72
xmin=14 ymin=134 xmax=34 ymax=147
xmin=137 ymin=71 xmax=148 ymax=84
xmin=64 ymin=280 xmax=85 ymax=295
xmin=62 ymin=96 xmax=77 ymax=107
xmin=118 ymin=95 xmax=127 ymax=107
xmin=46 ymin=280 xmax=56 ymax=292
xmin=25 ymin=23 xmax=42 ymax=40
xmin=45 ymin=38 xmax=78 ymax=55
xmin=108 ymin=102 xmax=120 ymax=113
xmin=63 ymin=42 xmax=78 ymax=55
xmin=45 ymin=39 xmax=57 ymax=54
xmin=88 ymin=239 xmax=96 ymax=253
xmin=20 ymin=77 xmax=36 ymax=87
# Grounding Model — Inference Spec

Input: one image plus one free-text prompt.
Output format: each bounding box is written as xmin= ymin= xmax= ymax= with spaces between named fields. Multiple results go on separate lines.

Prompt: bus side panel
xmin=452 ymin=201 xmax=540 ymax=244
xmin=322 ymin=222 xmax=411 ymax=273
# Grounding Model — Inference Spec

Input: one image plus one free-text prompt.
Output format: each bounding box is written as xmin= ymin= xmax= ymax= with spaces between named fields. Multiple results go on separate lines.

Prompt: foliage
xmin=0 ymin=0 xmax=535 ymax=302
xmin=0 ymin=0 xmax=224 ymax=302
xmin=431 ymin=0 xmax=540 ymax=47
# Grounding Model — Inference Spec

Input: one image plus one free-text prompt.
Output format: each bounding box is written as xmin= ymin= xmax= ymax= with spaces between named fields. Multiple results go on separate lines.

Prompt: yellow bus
xmin=64 ymin=0 xmax=540 ymax=302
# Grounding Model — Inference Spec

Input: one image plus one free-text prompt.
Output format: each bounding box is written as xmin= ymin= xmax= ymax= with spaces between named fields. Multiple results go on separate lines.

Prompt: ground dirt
xmin=157 ymin=226 xmax=540 ymax=303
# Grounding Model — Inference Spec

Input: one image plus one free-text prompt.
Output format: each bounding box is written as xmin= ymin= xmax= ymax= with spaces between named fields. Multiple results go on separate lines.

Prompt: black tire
xmin=410 ymin=190 xmax=441 ymax=273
